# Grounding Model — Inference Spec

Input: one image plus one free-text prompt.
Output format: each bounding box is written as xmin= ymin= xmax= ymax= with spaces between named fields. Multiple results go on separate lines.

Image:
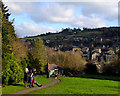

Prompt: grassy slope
xmin=22 ymin=31 xmax=102 ymax=40
xmin=40 ymin=31 xmax=102 ymax=39
xmin=29 ymin=76 xmax=118 ymax=94
xmin=2 ymin=75 xmax=51 ymax=94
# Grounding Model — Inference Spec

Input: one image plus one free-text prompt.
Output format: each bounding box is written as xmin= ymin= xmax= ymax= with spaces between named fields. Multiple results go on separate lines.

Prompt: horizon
xmin=23 ymin=26 xmax=120 ymax=38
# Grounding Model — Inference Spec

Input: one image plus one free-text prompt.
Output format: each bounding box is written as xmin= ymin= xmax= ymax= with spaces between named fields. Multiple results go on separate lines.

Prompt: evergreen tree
xmin=1 ymin=2 xmax=27 ymax=84
xmin=27 ymin=52 xmax=35 ymax=69
xmin=31 ymin=38 xmax=47 ymax=73
xmin=2 ymin=52 xmax=23 ymax=85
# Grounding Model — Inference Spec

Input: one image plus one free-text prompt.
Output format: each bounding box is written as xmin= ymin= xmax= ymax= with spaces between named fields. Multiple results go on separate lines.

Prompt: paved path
xmin=2 ymin=78 xmax=60 ymax=96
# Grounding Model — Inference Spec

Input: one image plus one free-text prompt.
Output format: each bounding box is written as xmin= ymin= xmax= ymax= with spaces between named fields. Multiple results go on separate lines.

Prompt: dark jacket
xmin=24 ymin=72 xmax=29 ymax=82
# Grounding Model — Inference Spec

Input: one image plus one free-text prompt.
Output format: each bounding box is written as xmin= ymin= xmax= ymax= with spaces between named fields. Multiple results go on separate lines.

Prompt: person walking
xmin=24 ymin=68 xmax=29 ymax=88
xmin=29 ymin=69 xmax=42 ymax=87
xmin=29 ymin=73 xmax=34 ymax=88
xmin=47 ymin=69 xmax=50 ymax=78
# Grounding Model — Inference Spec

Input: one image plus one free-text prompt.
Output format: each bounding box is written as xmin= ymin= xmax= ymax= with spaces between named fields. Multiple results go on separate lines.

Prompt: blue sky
xmin=4 ymin=1 xmax=119 ymax=38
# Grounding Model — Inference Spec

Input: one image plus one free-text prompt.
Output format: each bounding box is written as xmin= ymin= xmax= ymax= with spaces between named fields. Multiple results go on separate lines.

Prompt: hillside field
xmin=29 ymin=76 xmax=119 ymax=95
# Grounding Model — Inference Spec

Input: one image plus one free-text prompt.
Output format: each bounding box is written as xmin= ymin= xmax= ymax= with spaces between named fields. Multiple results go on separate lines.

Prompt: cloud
xmin=5 ymin=2 xmax=39 ymax=14
xmin=4 ymin=1 xmax=118 ymax=37
xmin=81 ymin=2 xmax=118 ymax=21
xmin=71 ymin=15 xmax=107 ymax=28
xmin=29 ymin=3 xmax=75 ymax=23
xmin=5 ymin=2 xmax=118 ymax=22
xmin=5 ymin=2 xmax=23 ymax=14
xmin=28 ymin=2 xmax=107 ymax=27
xmin=15 ymin=22 xmax=58 ymax=37
xmin=5 ymin=1 xmax=118 ymax=21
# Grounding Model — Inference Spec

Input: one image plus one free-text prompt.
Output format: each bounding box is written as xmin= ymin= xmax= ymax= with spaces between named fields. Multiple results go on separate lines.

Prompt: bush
xmin=103 ymin=55 xmax=120 ymax=75
xmin=47 ymin=48 xmax=87 ymax=75
xmin=2 ymin=53 xmax=24 ymax=85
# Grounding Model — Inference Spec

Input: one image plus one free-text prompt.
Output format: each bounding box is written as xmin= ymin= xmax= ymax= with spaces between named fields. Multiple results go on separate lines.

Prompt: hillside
xmin=24 ymin=27 xmax=120 ymax=39
xmin=23 ymin=27 xmax=120 ymax=51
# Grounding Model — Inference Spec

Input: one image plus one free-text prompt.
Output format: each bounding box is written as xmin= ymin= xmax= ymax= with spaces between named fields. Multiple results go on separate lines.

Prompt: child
xmin=29 ymin=73 xmax=34 ymax=88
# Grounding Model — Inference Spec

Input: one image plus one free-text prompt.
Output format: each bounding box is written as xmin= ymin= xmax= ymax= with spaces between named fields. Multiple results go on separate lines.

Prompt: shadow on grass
xmin=11 ymin=84 xmax=24 ymax=87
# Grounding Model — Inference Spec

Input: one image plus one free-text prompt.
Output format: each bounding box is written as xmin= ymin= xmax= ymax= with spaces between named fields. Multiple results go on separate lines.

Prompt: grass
xmin=29 ymin=76 xmax=119 ymax=94
xmin=78 ymin=74 xmax=119 ymax=81
xmin=34 ymin=75 xmax=52 ymax=85
xmin=2 ymin=82 xmax=28 ymax=94
xmin=2 ymin=75 xmax=52 ymax=94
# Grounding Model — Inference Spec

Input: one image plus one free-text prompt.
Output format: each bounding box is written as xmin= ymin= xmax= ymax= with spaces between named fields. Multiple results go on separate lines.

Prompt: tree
xmin=46 ymin=48 xmax=87 ymax=75
xmin=2 ymin=52 xmax=23 ymax=85
xmin=31 ymin=38 xmax=47 ymax=73
xmin=1 ymin=2 xmax=27 ymax=84
xmin=27 ymin=52 xmax=36 ymax=69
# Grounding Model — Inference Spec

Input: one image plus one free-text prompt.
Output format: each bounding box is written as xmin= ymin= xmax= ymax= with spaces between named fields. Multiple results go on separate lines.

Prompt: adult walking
xmin=24 ymin=68 xmax=29 ymax=87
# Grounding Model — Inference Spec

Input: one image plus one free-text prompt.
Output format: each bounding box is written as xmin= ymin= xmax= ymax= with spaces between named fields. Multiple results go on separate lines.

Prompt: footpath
xmin=2 ymin=78 xmax=60 ymax=96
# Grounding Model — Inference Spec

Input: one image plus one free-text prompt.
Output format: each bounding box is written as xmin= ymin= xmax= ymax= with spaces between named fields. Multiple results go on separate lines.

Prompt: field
xmin=2 ymin=75 xmax=51 ymax=94
xmin=29 ymin=76 xmax=119 ymax=94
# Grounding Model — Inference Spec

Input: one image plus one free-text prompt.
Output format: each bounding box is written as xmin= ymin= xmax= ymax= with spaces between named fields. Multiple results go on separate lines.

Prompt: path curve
xmin=2 ymin=78 xmax=60 ymax=96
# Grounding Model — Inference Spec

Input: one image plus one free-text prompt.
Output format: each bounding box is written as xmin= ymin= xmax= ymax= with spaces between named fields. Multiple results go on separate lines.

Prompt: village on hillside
xmin=23 ymin=27 xmax=120 ymax=74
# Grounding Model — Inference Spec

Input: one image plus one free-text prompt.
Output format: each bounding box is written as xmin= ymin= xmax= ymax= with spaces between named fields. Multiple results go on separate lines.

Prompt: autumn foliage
xmin=46 ymin=47 xmax=87 ymax=75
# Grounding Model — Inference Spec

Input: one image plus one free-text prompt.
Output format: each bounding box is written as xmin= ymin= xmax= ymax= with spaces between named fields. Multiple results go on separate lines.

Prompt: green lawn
xmin=2 ymin=75 xmax=51 ymax=94
xmin=29 ymin=76 xmax=119 ymax=94
xmin=78 ymin=74 xmax=119 ymax=81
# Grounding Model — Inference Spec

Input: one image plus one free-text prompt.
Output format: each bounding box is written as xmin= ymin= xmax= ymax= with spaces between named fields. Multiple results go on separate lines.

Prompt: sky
xmin=3 ymin=0 xmax=119 ymax=38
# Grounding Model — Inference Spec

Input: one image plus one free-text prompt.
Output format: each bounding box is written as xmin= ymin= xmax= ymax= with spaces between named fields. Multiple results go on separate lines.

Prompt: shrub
xmin=103 ymin=55 xmax=120 ymax=75
xmin=2 ymin=53 xmax=23 ymax=85
xmin=47 ymin=48 xmax=87 ymax=75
